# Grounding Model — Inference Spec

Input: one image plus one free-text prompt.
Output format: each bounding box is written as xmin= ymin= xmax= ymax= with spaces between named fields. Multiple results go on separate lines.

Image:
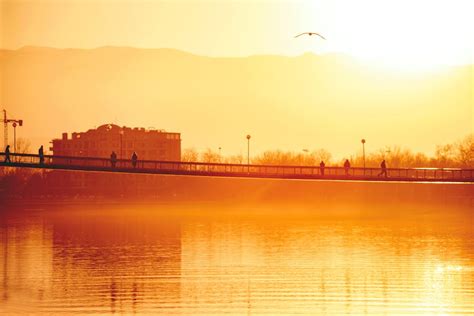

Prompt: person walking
xmin=319 ymin=161 xmax=325 ymax=176
xmin=131 ymin=152 xmax=138 ymax=168
xmin=4 ymin=145 xmax=11 ymax=163
xmin=110 ymin=151 xmax=117 ymax=168
xmin=344 ymin=159 xmax=351 ymax=176
xmin=38 ymin=145 xmax=44 ymax=164
xmin=378 ymin=159 xmax=387 ymax=178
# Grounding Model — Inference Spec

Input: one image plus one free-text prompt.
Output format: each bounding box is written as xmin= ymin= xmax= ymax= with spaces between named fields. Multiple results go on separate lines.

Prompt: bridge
xmin=1 ymin=152 xmax=473 ymax=183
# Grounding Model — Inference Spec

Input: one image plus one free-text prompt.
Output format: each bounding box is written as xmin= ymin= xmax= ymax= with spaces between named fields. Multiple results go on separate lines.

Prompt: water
xmin=0 ymin=202 xmax=473 ymax=315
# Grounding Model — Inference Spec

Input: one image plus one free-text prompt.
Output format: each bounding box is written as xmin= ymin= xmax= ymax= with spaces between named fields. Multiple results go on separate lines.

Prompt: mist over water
xmin=0 ymin=182 xmax=473 ymax=315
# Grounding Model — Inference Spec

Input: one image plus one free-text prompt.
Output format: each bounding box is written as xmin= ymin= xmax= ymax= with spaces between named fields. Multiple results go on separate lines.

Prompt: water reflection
xmin=0 ymin=203 xmax=473 ymax=315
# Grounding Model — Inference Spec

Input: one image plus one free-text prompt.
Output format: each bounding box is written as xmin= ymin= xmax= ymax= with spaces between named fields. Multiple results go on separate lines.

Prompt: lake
xmin=0 ymin=193 xmax=473 ymax=315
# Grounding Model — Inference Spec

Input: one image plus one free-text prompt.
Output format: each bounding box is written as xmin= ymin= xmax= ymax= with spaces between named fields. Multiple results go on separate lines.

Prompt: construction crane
xmin=2 ymin=109 xmax=23 ymax=152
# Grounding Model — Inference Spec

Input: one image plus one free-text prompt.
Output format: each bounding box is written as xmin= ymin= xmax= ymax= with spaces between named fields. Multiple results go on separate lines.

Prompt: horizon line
xmin=0 ymin=44 xmax=340 ymax=59
xmin=2 ymin=45 xmax=472 ymax=68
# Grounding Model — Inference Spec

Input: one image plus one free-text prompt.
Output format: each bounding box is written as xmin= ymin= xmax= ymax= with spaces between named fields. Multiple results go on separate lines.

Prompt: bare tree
xmin=434 ymin=144 xmax=457 ymax=167
xmin=15 ymin=138 xmax=31 ymax=154
xmin=12 ymin=138 xmax=32 ymax=163
xmin=456 ymin=134 xmax=474 ymax=167
xmin=181 ymin=148 xmax=199 ymax=162
xmin=310 ymin=149 xmax=332 ymax=165
xmin=225 ymin=154 xmax=244 ymax=164
xmin=201 ymin=148 xmax=220 ymax=163
xmin=183 ymin=134 xmax=473 ymax=168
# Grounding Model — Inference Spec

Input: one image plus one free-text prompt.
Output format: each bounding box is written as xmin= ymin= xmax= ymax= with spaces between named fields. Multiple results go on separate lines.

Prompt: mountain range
xmin=0 ymin=46 xmax=472 ymax=157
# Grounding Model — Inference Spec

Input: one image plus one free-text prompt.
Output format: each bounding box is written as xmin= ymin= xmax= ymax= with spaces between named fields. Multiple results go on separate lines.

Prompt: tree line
xmin=182 ymin=134 xmax=474 ymax=168
xmin=3 ymin=133 xmax=474 ymax=168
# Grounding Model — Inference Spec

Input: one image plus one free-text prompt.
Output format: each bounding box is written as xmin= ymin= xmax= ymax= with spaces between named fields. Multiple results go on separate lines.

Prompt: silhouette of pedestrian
xmin=4 ymin=145 xmax=11 ymax=163
xmin=344 ymin=159 xmax=351 ymax=176
xmin=110 ymin=151 xmax=117 ymax=168
xmin=38 ymin=145 xmax=44 ymax=164
xmin=378 ymin=159 xmax=387 ymax=178
xmin=320 ymin=161 xmax=325 ymax=176
xmin=131 ymin=152 xmax=138 ymax=168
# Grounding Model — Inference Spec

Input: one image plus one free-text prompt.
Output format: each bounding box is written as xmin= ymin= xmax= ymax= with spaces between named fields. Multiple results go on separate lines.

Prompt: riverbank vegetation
xmin=183 ymin=134 xmax=474 ymax=168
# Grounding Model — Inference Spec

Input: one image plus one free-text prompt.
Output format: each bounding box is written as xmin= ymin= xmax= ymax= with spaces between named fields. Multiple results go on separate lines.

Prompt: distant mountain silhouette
xmin=0 ymin=46 xmax=472 ymax=156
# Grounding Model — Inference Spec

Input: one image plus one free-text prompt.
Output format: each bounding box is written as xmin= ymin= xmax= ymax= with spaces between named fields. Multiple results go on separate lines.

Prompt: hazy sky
xmin=0 ymin=0 xmax=472 ymax=158
xmin=1 ymin=0 xmax=473 ymax=69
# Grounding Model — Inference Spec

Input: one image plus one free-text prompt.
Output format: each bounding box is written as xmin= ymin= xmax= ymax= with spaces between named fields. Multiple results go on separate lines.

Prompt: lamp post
xmin=120 ymin=130 xmax=124 ymax=161
xmin=13 ymin=122 xmax=17 ymax=153
xmin=246 ymin=134 xmax=251 ymax=168
xmin=218 ymin=147 xmax=222 ymax=162
xmin=361 ymin=139 xmax=366 ymax=170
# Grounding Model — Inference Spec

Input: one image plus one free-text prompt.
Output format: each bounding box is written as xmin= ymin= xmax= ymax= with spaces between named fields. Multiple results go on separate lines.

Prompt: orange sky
xmin=0 ymin=0 xmax=473 ymax=158
xmin=2 ymin=0 xmax=473 ymax=67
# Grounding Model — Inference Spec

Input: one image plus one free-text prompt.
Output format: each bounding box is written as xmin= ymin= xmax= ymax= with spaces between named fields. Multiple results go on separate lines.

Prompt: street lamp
xmin=119 ymin=130 xmax=124 ymax=161
xmin=361 ymin=139 xmax=366 ymax=170
xmin=218 ymin=147 xmax=222 ymax=162
xmin=13 ymin=120 xmax=23 ymax=158
xmin=13 ymin=122 xmax=17 ymax=153
xmin=246 ymin=135 xmax=251 ymax=167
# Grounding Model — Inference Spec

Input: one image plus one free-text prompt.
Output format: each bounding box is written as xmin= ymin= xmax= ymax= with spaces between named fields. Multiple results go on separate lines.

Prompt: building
xmin=51 ymin=124 xmax=181 ymax=161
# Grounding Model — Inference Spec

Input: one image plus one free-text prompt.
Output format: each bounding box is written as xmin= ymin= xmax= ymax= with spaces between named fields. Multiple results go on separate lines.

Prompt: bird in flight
xmin=294 ymin=32 xmax=326 ymax=40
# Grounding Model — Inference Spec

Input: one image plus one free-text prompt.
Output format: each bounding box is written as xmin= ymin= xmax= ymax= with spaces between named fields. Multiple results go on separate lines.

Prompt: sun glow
xmin=2 ymin=0 xmax=473 ymax=73
xmin=1 ymin=0 xmax=473 ymax=156
xmin=315 ymin=0 xmax=474 ymax=71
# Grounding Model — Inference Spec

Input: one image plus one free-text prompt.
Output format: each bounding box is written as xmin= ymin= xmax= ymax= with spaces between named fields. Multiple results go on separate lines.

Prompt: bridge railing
xmin=1 ymin=152 xmax=473 ymax=181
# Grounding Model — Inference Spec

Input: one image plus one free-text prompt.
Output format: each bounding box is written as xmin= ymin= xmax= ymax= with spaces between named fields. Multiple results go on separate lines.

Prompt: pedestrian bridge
xmin=1 ymin=152 xmax=473 ymax=183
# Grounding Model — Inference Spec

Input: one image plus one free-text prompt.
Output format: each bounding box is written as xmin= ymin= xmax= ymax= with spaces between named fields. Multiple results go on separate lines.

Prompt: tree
xmin=252 ymin=149 xmax=331 ymax=166
xmin=456 ymin=134 xmax=474 ymax=167
xmin=15 ymin=138 xmax=31 ymax=154
xmin=201 ymin=148 xmax=220 ymax=163
xmin=310 ymin=149 xmax=332 ymax=165
xmin=225 ymin=154 xmax=244 ymax=164
xmin=12 ymin=138 xmax=32 ymax=163
xmin=181 ymin=148 xmax=199 ymax=162
xmin=434 ymin=144 xmax=457 ymax=167
xmin=412 ymin=152 xmax=430 ymax=167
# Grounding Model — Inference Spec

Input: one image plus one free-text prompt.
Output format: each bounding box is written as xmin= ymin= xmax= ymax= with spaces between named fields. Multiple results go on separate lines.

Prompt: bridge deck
xmin=1 ymin=153 xmax=473 ymax=183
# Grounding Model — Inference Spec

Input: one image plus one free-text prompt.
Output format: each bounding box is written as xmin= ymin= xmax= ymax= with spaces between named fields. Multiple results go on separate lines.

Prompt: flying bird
xmin=294 ymin=32 xmax=326 ymax=40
